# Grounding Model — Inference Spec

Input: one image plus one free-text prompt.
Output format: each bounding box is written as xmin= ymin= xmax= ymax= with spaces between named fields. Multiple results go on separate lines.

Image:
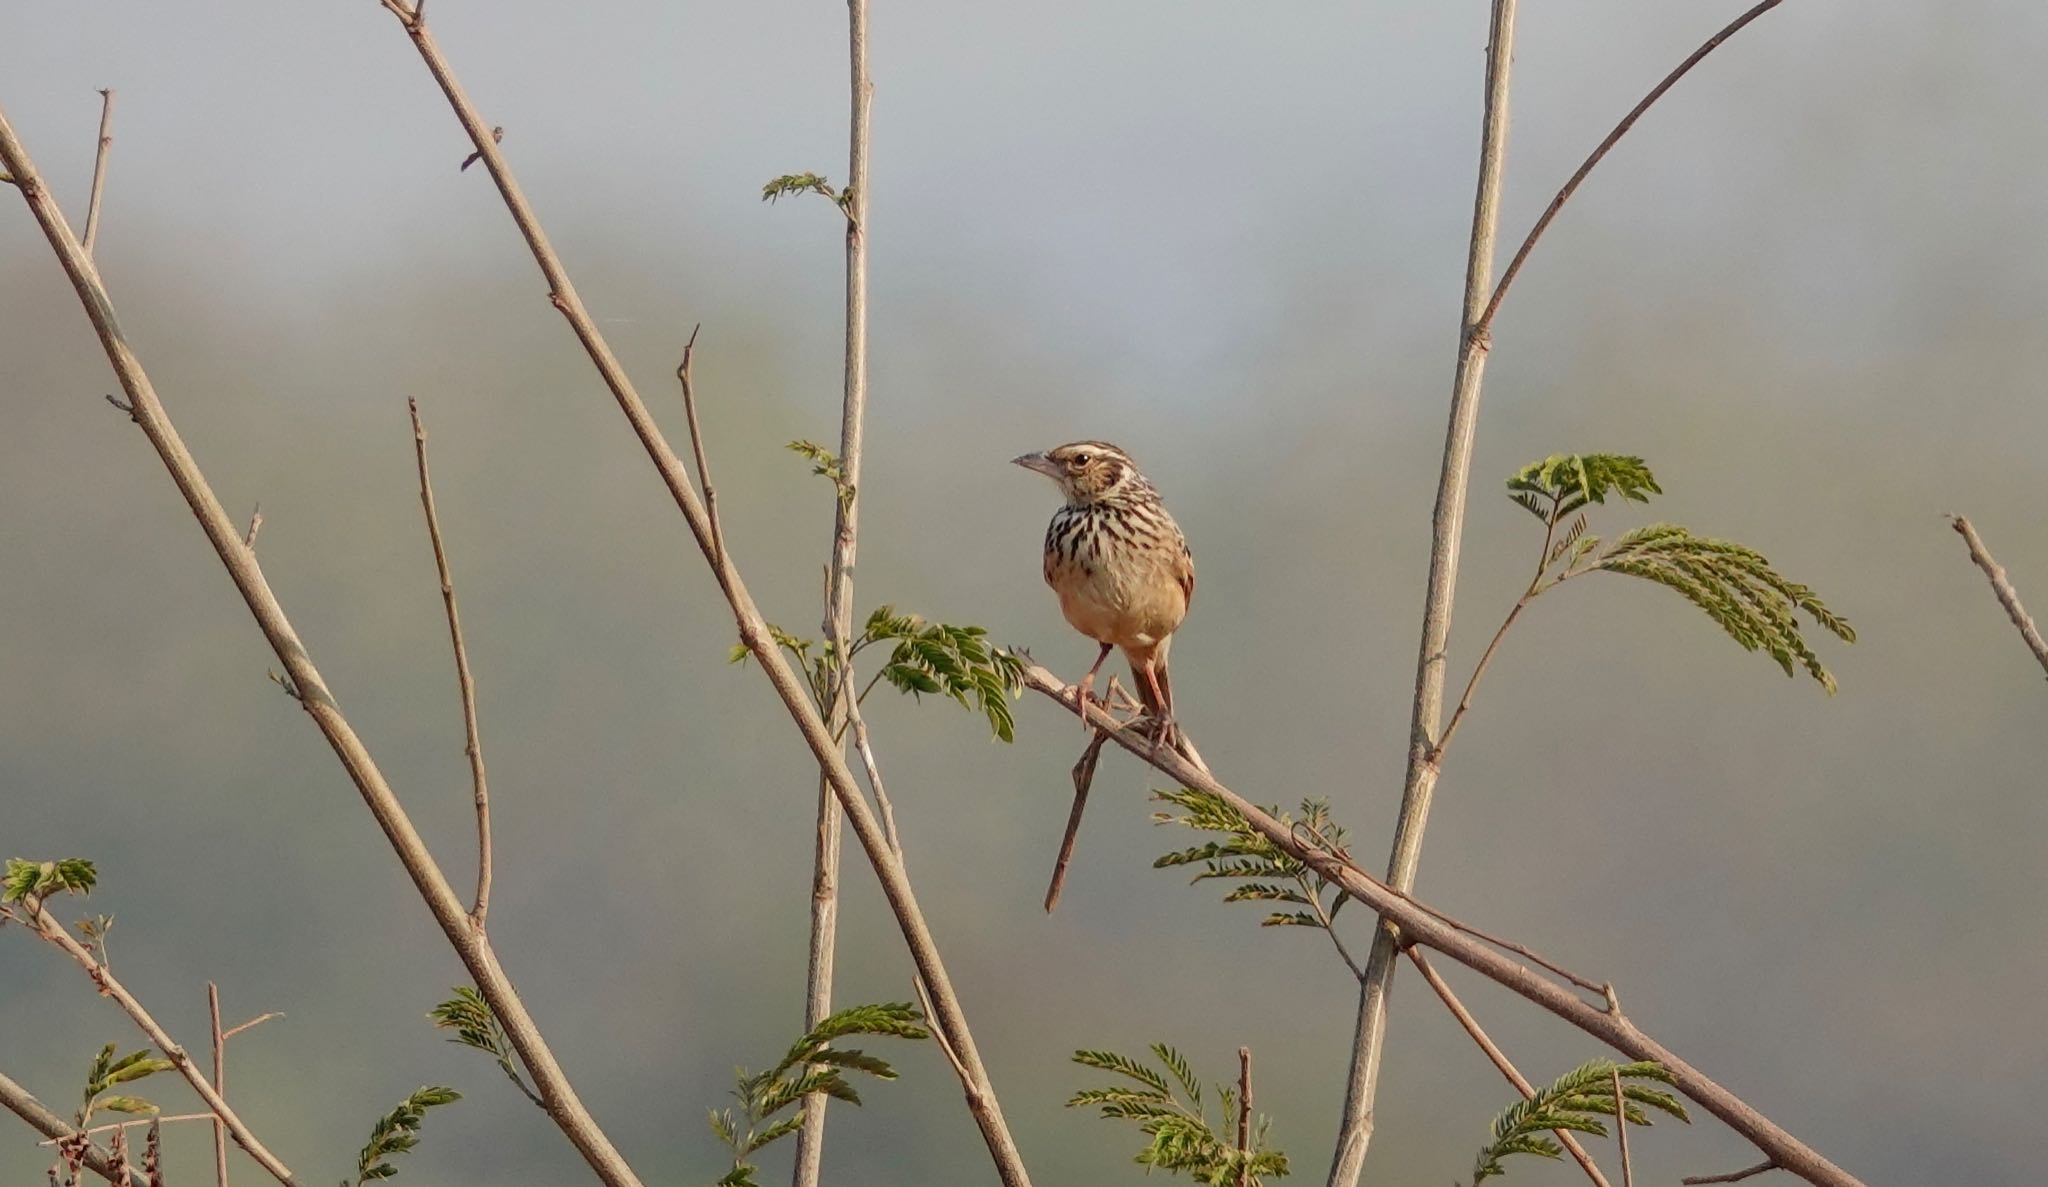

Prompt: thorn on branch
xmin=104 ymin=394 xmax=136 ymax=420
xmin=676 ymin=323 xmax=727 ymax=571
xmin=460 ymin=126 xmax=502 ymax=172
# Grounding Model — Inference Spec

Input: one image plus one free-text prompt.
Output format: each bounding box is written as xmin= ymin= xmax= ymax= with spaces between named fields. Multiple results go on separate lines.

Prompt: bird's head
xmin=1012 ymin=441 xmax=1150 ymax=508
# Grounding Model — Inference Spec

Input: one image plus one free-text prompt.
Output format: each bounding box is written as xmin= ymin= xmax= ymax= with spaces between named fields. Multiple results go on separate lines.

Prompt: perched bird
xmin=1013 ymin=441 xmax=1195 ymax=746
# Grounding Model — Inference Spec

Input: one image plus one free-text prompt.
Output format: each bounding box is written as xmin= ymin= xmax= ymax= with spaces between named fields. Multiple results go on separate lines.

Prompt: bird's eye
xmin=1071 ymin=452 xmax=1092 ymax=467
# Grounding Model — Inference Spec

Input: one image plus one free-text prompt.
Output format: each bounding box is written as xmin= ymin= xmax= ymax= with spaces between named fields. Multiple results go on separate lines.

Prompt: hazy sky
xmin=4 ymin=3 xmax=2045 ymax=1186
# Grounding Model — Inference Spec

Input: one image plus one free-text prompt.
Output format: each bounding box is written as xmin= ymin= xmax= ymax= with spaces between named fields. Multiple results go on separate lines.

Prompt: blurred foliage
xmin=430 ymin=987 xmax=543 ymax=1108
xmin=1504 ymin=454 xmax=1853 ymax=691
xmin=1068 ymin=1044 xmax=1288 ymax=1185
xmin=707 ymin=1002 xmax=928 ymax=1187
xmin=1465 ymin=1059 xmax=1686 ymax=1184
xmin=2 ymin=857 xmax=97 ymax=905
xmin=349 ymin=1086 xmax=460 ymax=1186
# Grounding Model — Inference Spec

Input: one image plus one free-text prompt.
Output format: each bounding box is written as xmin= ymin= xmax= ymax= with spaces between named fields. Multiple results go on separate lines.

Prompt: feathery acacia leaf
xmin=351 ymin=1086 xmax=459 ymax=1186
xmin=1468 ymin=1060 xmax=1687 ymax=1183
xmin=705 ymin=1002 xmax=926 ymax=1185
xmin=1068 ymin=1046 xmax=1289 ymax=1184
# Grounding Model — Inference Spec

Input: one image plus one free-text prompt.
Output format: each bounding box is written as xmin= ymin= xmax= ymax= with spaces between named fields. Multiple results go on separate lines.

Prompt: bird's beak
xmin=1012 ymin=452 xmax=1060 ymax=478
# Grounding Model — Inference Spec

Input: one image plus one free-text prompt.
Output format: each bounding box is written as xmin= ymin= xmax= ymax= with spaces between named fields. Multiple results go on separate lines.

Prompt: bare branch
xmin=0 ymin=1069 xmax=148 ymax=1187
xmin=15 ymin=904 xmax=298 ymax=1186
xmin=0 ymin=98 xmax=646 ymax=1187
xmin=365 ymin=16 xmax=1031 ymax=1184
xmin=1950 ymin=515 xmax=2048 ymax=677
xmin=1236 ymin=1047 xmax=1253 ymax=1187
xmin=209 ymin=983 xmax=229 ymax=1187
xmin=1477 ymin=0 xmax=1788 ymax=336
xmin=1683 ymin=1162 xmax=1780 ymax=1185
xmin=794 ymin=0 xmax=874 ymax=1178
xmin=1018 ymin=662 xmax=1866 ymax=1187
xmin=409 ymin=397 xmax=494 ymax=926
xmin=1042 ymin=731 xmax=1109 ymax=913
xmin=1407 ymin=948 xmax=1613 ymax=1187
xmin=1336 ymin=3 xmax=1519 ymax=1182
xmin=82 ymin=89 xmax=114 ymax=258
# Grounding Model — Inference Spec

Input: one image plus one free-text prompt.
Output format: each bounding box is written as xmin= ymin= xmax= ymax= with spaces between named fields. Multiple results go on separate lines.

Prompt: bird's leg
xmin=1074 ymin=641 xmax=1114 ymax=735
xmin=1137 ymin=657 xmax=1178 ymax=756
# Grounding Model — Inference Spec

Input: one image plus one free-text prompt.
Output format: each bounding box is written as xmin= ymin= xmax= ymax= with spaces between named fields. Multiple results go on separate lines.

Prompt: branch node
xmin=104 ymin=393 xmax=137 ymax=420
xmin=461 ymin=126 xmax=503 ymax=172
xmin=242 ymin=503 xmax=263 ymax=551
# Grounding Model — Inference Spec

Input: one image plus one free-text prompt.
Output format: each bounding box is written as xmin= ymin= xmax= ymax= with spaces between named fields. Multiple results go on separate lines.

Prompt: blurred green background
xmin=3 ymin=2 xmax=2043 ymax=1184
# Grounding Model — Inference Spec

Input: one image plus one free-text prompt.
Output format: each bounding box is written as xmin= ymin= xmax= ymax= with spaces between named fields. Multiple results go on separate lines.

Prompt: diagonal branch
xmin=0 ymin=98 xmax=646 ymax=1187
xmin=1018 ymin=662 xmax=1866 ymax=1187
xmin=15 ymin=903 xmax=297 ymax=1187
xmin=1949 ymin=515 xmax=2048 ymax=678
xmin=366 ymin=12 xmax=1031 ymax=1185
xmin=0 ymin=1069 xmax=149 ymax=1187
xmin=1406 ymin=948 xmax=1613 ymax=1187
xmin=409 ymin=397 xmax=494 ymax=928
xmin=1337 ymin=4 xmax=1518 ymax=1183
xmin=1475 ymin=0 xmax=1789 ymax=337
xmin=82 ymin=88 xmax=114 ymax=258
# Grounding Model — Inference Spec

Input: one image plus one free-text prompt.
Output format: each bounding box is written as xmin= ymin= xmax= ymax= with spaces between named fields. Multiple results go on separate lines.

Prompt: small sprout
xmin=429 ymin=988 xmax=542 ymax=1109
xmin=351 ymin=1086 xmax=460 ymax=1185
xmin=708 ymin=1003 xmax=926 ymax=1186
xmin=1068 ymin=1045 xmax=1289 ymax=1184
xmin=3 ymin=858 xmax=98 ymax=905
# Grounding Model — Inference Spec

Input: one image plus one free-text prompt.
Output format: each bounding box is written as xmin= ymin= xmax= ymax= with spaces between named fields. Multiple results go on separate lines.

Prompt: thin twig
xmin=40 ymin=1114 xmax=217 ymax=1143
xmin=674 ymin=325 xmax=725 ymax=572
xmin=1476 ymin=0 xmax=1788 ymax=336
xmin=1950 ymin=515 xmax=2048 ymax=677
xmin=1337 ymin=5 xmax=1518 ymax=1183
xmin=1683 ymin=1162 xmax=1780 ymax=1185
xmin=1018 ymin=662 xmax=1865 ymax=1187
xmin=363 ymin=18 xmax=1031 ymax=1185
xmin=409 ymin=397 xmax=494 ymax=927
xmin=1432 ymin=495 xmax=1565 ymax=764
xmin=0 ymin=98 xmax=646 ymax=1187
xmin=1236 ymin=1047 xmax=1253 ymax=1187
xmin=82 ymin=89 xmax=114 ymax=258
xmin=1613 ymin=1066 xmax=1634 ymax=1187
xmin=1407 ymin=948 xmax=1613 ymax=1187
xmin=0 ymin=1070 xmax=148 ymax=1187
xmin=220 ymin=1012 xmax=282 ymax=1041
xmin=1043 ymin=730 xmax=1109 ymax=912
xmin=15 ymin=904 xmax=298 ymax=1186
xmin=209 ymin=983 xmax=229 ymax=1187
